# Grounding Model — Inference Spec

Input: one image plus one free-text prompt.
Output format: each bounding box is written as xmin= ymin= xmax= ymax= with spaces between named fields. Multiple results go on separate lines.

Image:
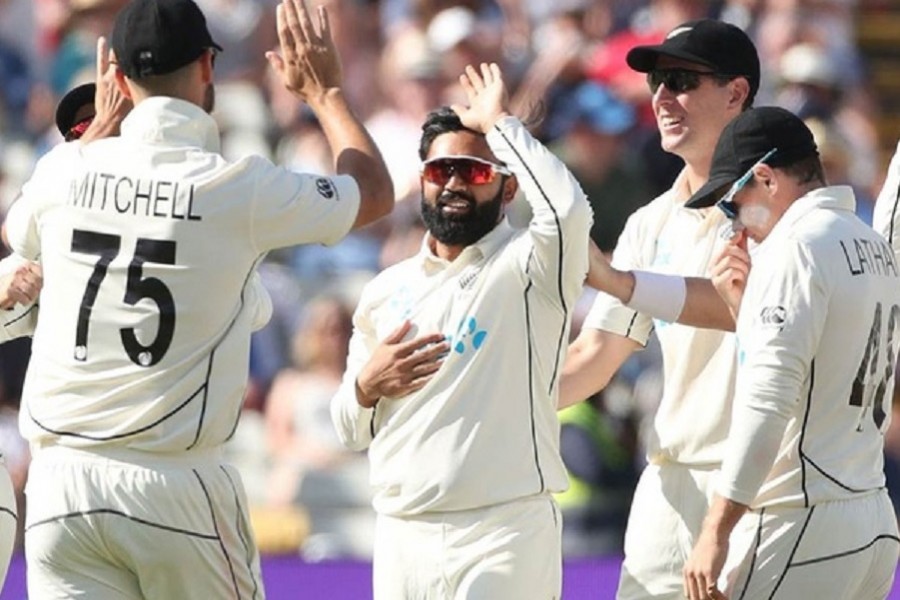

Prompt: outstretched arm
xmin=586 ymin=236 xmax=742 ymax=331
xmin=266 ymin=0 xmax=393 ymax=230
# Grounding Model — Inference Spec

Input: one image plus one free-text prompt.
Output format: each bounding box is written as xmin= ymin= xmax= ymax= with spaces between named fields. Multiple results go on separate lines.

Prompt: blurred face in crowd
xmin=650 ymin=56 xmax=743 ymax=166
xmin=420 ymin=130 xmax=517 ymax=247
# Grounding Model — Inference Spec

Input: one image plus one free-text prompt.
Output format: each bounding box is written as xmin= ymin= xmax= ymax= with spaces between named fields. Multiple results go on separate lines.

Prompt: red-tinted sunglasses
xmin=421 ymin=155 xmax=511 ymax=186
xmin=65 ymin=116 xmax=94 ymax=142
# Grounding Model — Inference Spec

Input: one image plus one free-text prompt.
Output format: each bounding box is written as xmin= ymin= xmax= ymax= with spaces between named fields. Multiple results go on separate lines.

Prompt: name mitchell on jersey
xmin=68 ymin=171 xmax=202 ymax=221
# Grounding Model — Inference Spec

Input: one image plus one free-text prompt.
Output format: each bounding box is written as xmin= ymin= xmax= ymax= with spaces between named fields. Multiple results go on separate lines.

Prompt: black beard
xmin=420 ymin=184 xmax=505 ymax=247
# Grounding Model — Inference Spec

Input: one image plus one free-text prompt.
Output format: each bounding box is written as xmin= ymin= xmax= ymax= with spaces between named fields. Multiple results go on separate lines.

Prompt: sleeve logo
xmin=758 ymin=305 xmax=786 ymax=327
xmin=316 ymin=178 xmax=336 ymax=199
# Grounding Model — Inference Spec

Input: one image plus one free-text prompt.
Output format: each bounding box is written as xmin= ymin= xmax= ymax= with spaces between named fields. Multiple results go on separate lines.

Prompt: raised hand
xmin=451 ymin=63 xmax=511 ymax=134
xmin=710 ymin=229 xmax=750 ymax=320
xmin=355 ymin=320 xmax=449 ymax=408
xmin=0 ymin=261 xmax=42 ymax=309
xmin=266 ymin=0 xmax=342 ymax=105
xmin=82 ymin=36 xmax=132 ymax=142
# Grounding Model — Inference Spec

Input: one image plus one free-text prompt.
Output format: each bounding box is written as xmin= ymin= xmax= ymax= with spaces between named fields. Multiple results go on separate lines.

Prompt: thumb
xmin=265 ymin=51 xmax=284 ymax=75
xmin=383 ymin=320 xmax=412 ymax=344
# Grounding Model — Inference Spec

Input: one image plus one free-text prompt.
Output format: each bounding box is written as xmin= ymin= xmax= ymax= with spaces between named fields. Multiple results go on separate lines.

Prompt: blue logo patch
xmin=447 ymin=316 xmax=488 ymax=355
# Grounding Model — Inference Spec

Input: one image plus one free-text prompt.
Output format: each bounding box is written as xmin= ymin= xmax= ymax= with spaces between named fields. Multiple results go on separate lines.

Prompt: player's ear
xmin=114 ymin=69 xmax=133 ymax=99
xmin=754 ymin=164 xmax=777 ymax=195
xmin=502 ymin=176 xmax=518 ymax=204
xmin=728 ymin=77 xmax=750 ymax=110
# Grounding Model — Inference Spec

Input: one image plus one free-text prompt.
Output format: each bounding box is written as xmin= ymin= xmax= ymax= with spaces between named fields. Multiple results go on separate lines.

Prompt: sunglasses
xmin=421 ymin=155 xmax=511 ymax=187
xmin=716 ymin=148 xmax=778 ymax=220
xmin=646 ymin=68 xmax=722 ymax=94
xmin=65 ymin=116 xmax=94 ymax=142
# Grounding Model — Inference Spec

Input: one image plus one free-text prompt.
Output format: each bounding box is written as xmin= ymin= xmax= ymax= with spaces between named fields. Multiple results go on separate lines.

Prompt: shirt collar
xmin=761 ymin=185 xmax=856 ymax=246
xmin=120 ymin=97 xmax=221 ymax=153
xmin=418 ymin=219 xmax=515 ymax=270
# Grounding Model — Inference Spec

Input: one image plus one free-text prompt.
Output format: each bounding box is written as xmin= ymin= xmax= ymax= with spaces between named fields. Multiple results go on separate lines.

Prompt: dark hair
xmin=777 ymin=154 xmax=827 ymax=186
xmin=712 ymin=75 xmax=755 ymax=111
xmin=418 ymin=106 xmax=481 ymax=161
xmin=745 ymin=153 xmax=827 ymax=190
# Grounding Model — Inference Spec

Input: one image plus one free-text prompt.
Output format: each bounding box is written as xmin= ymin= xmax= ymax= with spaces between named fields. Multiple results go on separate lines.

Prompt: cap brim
xmin=55 ymin=82 xmax=97 ymax=136
xmin=685 ymin=173 xmax=737 ymax=209
xmin=626 ymin=46 xmax=717 ymax=73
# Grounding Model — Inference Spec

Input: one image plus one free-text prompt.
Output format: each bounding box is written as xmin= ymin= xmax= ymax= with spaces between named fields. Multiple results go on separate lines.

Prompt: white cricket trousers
xmin=373 ymin=493 xmax=562 ymax=600
xmin=723 ymin=489 xmax=900 ymax=599
xmin=0 ymin=460 xmax=16 ymax=595
xmin=24 ymin=446 xmax=264 ymax=599
xmin=617 ymin=462 xmax=719 ymax=600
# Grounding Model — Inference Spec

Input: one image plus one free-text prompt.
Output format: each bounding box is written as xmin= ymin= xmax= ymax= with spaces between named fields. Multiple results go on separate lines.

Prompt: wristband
xmin=626 ymin=270 xmax=686 ymax=323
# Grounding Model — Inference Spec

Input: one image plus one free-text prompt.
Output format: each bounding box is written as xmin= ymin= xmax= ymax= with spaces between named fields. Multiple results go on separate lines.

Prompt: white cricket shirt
xmin=5 ymin=97 xmax=360 ymax=453
xmin=582 ymin=171 xmax=738 ymax=465
xmin=719 ymin=186 xmax=898 ymax=508
xmin=331 ymin=117 xmax=592 ymax=517
xmin=873 ymin=140 xmax=900 ymax=257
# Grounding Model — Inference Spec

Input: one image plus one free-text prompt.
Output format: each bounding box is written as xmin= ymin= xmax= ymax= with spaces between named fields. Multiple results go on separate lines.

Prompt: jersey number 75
xmin=71 ymin=229 xmax=176 ymax=367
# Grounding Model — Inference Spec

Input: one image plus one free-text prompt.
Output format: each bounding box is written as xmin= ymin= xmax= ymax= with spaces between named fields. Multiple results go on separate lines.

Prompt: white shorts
xmin=0 ymin=460 xmax=16 ymax=593
xmin=25 ymin=446 xmax=264 ymax=600
xmin=373 ymin=494 xmax=562 ymax=600
xmin=723 ymin=489 xmax=900 ymax=599
xmin=617 ymin=462 xmax=719 ymax=600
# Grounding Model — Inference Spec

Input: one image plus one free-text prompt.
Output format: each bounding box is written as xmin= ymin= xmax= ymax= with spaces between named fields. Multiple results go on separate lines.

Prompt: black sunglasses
xmin=646 ymin=68 xmax=724 ymax=94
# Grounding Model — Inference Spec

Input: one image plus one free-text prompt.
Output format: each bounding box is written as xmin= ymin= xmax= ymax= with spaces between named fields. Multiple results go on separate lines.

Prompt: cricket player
xmin=4 ymin=0 xmax=393 ymax=597
xmin=873 ymin=139 xmax=900 ymax=259
xmin=560 ymin=20 xmax=760 ymax=598
xmin=0 ymin=257 xmax=41 ymax=594
xmin=682 ymin=107 xmax=900 ymax=599
xmin=331 ymin=63 xmax=591 ymax=599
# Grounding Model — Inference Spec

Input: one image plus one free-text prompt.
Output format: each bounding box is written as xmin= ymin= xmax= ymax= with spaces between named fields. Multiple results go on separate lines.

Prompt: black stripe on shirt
xmin=3 ymin=303 xmax=37 ymax=327
xmin=799 ymin=359 xmax=876 ymax=495
xmin=523 ymin=271 xmax=545 ymax=493
xmin=889 ymin=176 xmax=900 ymax=245
xmin=0 ymin=506 xmax=16 ymax=521
xmin=798 ymin=361 xmax=815 ymax=507
xmin=494 ymin=125 xmax=568 ymax=395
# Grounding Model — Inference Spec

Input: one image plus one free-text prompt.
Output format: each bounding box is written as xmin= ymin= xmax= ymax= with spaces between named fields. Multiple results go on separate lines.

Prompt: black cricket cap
xmin=686 ymin=106 xmax=819 ymax=208
xmin=626 ymin=19 xmax=760 ymax=100
xmin=111 ymin=0 xmax=222 ymax=80
xmin=55 ymin=82 xmax=96 ymax=136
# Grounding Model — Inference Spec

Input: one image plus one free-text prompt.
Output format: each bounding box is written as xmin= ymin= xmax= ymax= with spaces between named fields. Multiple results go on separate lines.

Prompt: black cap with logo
xmin=626 ymin=19 xmax=760 ymax=100
xmin=686 ymin=106 xmax=820 ymax=208
xmin=111 ymin=0 xmax=222 ymax=80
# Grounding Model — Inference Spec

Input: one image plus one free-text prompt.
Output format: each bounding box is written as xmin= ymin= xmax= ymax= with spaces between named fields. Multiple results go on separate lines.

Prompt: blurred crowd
xmin=0 ymin=0 xmax=896 ymax=560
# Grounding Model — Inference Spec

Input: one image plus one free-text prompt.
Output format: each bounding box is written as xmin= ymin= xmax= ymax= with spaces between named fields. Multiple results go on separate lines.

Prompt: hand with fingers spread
xmin=82 ymin=36 xmax=132 ymax=142
xmin=266 ymin=0 xmax=342 ymax=105
xmin=355 ymin=320 xmax=449 ymax=408
xmin=450 ymin=63 xmax=511 ymax=134
xmin=0 ymin=261 xmax=42 ymax=310
xmin=710 ymin=229 xmax=750 ymax=320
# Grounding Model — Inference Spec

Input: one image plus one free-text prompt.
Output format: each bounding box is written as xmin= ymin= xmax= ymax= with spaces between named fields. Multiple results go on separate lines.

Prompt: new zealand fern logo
xmin=451 ymin=316 xmax=488 ymax=354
